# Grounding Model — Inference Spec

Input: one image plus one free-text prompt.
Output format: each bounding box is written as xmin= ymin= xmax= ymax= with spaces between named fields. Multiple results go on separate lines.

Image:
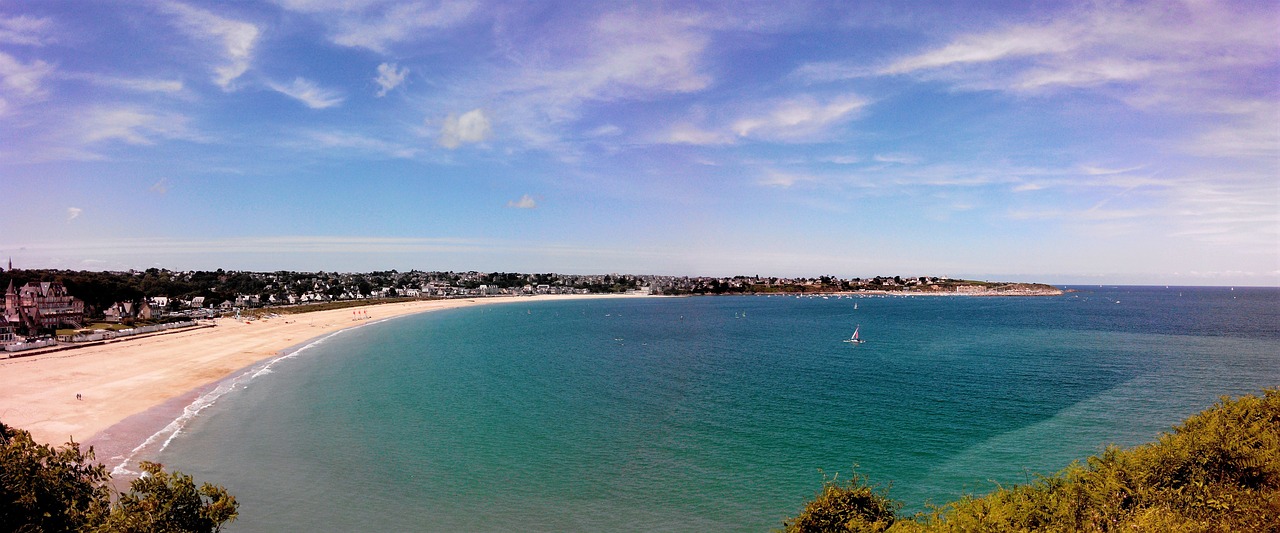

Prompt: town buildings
xmin=3 ymin=280 xmax=86 ymax=333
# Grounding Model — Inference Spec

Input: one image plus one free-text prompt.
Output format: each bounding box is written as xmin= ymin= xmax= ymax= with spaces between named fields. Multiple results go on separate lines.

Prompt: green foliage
xmin=0 ymin=422 xmax=237 ymax=533
xmin=781 ymin=472 xmax=901 ymax=533
xmin=87 ymin=462 xmax=237 ymax=533
xmin=784 ymin=389 xmax=1280 ymax=532
xmin=0 ymin=425 xmax=110 ymax=532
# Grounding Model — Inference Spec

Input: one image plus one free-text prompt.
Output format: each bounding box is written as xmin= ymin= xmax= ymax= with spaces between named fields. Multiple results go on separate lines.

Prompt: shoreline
xmin=0 ymin=294 xmax=652 ymax=463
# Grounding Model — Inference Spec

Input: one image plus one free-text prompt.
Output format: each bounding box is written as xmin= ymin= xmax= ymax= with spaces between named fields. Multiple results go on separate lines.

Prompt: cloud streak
xmin=328 ymin=0 xmax=478 ymax=53
xmin=269 ymin=77 xmax=344 ymax=109
xmin=160 ymin=1 xmax=259 ymax=90
xmin=80 ymin=107 xmax=201 ymax=145
xmin=0 ymin=13 xmax=53 ymax=46
xmin=879 ymin=1 xmax=1276 ymax=100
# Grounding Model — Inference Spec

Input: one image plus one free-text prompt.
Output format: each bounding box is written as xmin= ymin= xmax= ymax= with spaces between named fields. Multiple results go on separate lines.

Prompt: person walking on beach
xmin=76 ymin=393 xmax=82 ymax=400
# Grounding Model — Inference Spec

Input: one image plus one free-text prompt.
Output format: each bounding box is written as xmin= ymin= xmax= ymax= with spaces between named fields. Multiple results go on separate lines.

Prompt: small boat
xmin=843 ymin=325 xmax=865 ymax=344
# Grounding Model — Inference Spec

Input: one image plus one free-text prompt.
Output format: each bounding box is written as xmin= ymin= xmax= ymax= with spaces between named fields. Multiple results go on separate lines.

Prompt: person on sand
xmin=76 ymin=393 xmax=81 ymax=400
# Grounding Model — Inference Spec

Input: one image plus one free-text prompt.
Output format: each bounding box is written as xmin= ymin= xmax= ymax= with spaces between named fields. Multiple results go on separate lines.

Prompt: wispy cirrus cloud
xmin=80 ymin=107 xmax=202 ymax=145
xmin=159 ymin=1 xmax=259 ymax=90
xmin=1183 ymin=100 xmax=1280 ymax=159
xmin=64 ymin=72 xmax=184 ymax=93
xmin=478 ymin=7 xmax=715 ymax=150
xmin=297 ymin=130 xmax=419 ymax=159
xmin=0 ymin=13 xmax=53 ymax=46
xmin=877 ymin=1 xmax=1276 ymax=100
xmin=0 ymin=51 xmax=52 ymax=115
xmin=662 ymin=93 xmax=866 ymax=145
xmin=269 ymin=77 xmax=344 ymax=109
xmin=732 ymin=94 xmax=866 ymax=141
xmin=281 ymin=0 xmax=478 ymax=53
xmin=758 ymin=170 xmax=821 ymax=189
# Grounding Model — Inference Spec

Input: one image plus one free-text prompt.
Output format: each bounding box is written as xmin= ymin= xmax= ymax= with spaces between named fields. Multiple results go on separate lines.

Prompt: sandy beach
xmin=0 ymin=294 xmax=633 ymax=452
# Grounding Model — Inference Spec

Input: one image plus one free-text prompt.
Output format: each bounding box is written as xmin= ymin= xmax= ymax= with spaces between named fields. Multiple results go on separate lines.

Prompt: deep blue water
xmin=157 ymin=286 xmax=1279 ymax=531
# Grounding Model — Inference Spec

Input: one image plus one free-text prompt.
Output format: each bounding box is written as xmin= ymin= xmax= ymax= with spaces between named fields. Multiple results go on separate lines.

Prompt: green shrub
xmin=784 ymin=389 xmax=1280 ymax=532
xmin=0 ymin=422 xmax=237 ymax=532
xmin=781 ymin=472 xmax=900 ymax=533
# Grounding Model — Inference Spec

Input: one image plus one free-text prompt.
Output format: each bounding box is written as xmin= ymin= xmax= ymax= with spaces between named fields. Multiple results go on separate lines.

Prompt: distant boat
xmin=854 ymin=302 xmax=858 ymax=310
xmin=843 ymin=325 xmax=865 ymax=345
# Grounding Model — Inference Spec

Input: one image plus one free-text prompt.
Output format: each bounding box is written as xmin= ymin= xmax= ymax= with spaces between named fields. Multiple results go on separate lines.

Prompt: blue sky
xmin=2 ymin=0 xmax=1276 ymax=285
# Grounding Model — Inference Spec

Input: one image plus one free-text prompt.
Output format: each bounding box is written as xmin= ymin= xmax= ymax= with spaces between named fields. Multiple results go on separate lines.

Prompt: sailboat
xmin=843 ymin=325 xmax=865 ymax=344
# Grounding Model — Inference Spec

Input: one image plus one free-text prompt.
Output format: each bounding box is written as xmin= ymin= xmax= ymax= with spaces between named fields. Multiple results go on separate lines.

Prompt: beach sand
xmin=0 ymin=295 xmax=634 ymax=453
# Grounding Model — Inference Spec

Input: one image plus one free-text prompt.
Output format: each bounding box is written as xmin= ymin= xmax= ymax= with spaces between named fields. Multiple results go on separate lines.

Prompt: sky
xmin=1 ymin=0 xmax=1277 ymax=285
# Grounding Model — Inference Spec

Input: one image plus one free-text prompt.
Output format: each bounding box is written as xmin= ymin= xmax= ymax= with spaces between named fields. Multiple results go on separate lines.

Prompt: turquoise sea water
xmin=155 ymin=287 xmax=1279 ymax=531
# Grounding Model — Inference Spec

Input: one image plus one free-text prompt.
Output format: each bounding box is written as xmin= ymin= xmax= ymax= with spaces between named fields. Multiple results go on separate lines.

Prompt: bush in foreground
xmin=0 ymin=422 xmax=237 ymax=532
xmin=782 ymin=389 xmax=1280 ymax=532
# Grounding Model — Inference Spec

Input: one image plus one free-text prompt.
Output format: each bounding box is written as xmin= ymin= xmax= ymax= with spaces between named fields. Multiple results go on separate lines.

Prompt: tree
xmin=88 ymin=462 xmax=237 ymax=533
xmin=0 ymin=422 xmax=237 ymax=532
xmin=0 ymin=424 xmax=110 ymax=532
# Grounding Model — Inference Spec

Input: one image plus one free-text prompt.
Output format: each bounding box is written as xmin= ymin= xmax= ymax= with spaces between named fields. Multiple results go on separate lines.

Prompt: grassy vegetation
xmin=782 ymin=389 xmax=1280 ymax=532
xmin=56 ymin=323 xmax=134 ymax=336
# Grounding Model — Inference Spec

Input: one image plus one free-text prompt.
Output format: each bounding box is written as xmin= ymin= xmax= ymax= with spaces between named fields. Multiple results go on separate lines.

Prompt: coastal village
xmin=1 ymin=262 xmax=1059 ymax=355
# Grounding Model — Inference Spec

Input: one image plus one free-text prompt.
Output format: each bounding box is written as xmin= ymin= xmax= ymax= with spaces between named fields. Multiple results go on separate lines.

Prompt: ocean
xmin=153 ymin=286 xmax=1279 ymax=531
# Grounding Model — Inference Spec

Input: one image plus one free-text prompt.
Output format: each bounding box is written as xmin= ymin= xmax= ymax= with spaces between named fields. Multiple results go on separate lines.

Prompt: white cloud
xmin=485 ymin=8 xmax=714 ymax=150
xmin=731 ymin=95 xmax=866 ymax=140
xmin=438 ymin=108 xmax=491 ymax=148
xmin=791 ymin=60 xmax=876 ymax=84
xmin=1079 ymin=165 xmax=1145 ymax=176
xmin=517 ymin=11 xmax=711 ymax=109
xmin=374 ymin=62 xmax=407 ymax=97
xmin=823 ymin=155 xmax=861 ymax=165
xmin=80 ymin=107 xmax=200 ymax=145
xmin=66 ymin=207 xmax=81 ymax=222
xmin=882 ymin=26 xmax=1074 ymax=76
xmin=663 ymin=123 xmax=733 ymax=145
xmin=0 ymin=51 xmax=53 ymax=98
xmin=758 ymin=171 xmax=818 ymax=189
xmin=660 ymin=93 xmax=867 ymax=145
xmin=331 ymin=0 xmax=478 ymax=53
xmin=507 ymin=194 xmax=537 ymax=209
xmin=878 ymin=1 xmax=1277 ymax=103
xmin=1184 ymin=102 xmax=1280 ymax=159
xmin=269 ymin=77 xmax=344 ymax=109
xmin=78 ymin=74 xmax=184 ymax=93
xmin=160 ymin=1 xmax=260 ymax=90
xmin=0 ymin=14 xmax=53 ymax=46
xmin=588 ymin=124 xmax=622 ymax=137
xmin=301 ymin=130 xmax=418 ymax=159
xmin=873 ymin=153 xmax=919 ymax=165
